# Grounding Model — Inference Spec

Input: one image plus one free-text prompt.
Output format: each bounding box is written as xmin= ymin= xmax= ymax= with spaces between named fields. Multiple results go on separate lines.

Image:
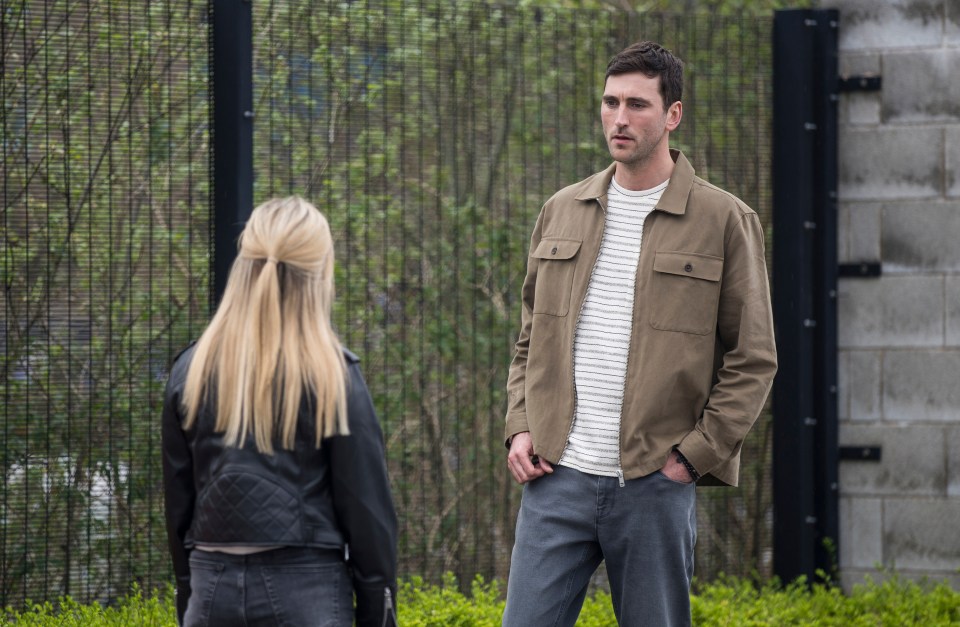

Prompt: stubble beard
xmin=609 ymin=130 xmax=663 ymax=170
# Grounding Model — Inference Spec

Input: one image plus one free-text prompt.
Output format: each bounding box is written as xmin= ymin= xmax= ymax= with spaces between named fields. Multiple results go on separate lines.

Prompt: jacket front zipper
xmin=566 ymin=196 xmax=612 ymax=478
xmin=571 ymin=195 xmax=652 ymax=488
xmin=615 ymin=211 xmax=653 ymax=488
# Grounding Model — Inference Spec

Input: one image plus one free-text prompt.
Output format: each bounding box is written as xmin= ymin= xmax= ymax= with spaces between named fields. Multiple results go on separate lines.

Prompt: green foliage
xmin=398 ymin=574 xmax=504 ymax=625
xmin=691 ymin=575 xmax=960 ymax=626
xmin=2 ymin=584 xmax=176 ymax=626
xmin=4 ymin=576 xmax=960 ymax=626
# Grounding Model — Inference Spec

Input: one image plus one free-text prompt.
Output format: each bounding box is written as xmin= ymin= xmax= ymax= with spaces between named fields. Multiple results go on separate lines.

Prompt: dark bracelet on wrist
xmin=674 ymin=449 xmax=700 ymax=481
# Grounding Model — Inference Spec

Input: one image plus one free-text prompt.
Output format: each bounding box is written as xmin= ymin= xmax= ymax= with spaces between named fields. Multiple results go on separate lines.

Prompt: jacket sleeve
xmin=678 ymin=212 xmax=778 ymax=476
xmin=504 ymin=209 xmax=546 ymax=444
xmin=328 ymin=359 xmax=398 ymax=627
xmin=161 ymin=359 xmax=195 ymax=626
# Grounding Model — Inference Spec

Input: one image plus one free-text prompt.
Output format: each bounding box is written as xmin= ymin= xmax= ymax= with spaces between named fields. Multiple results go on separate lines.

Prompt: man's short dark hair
xmin=605 ymin=41 xmax=683 ymax=110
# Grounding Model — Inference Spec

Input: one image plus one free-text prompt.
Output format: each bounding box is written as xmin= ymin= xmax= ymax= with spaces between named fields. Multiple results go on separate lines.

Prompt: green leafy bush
xmin=691 ymin=575 xmax=960 ymax=626
xmin=3 ymin=575 xmax=958 ymax=626
xmin=2 ymin=584 xmax=176 ymax=626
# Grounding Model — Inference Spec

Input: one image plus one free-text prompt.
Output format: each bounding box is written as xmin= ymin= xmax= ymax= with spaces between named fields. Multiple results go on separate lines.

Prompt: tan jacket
xmin=504 ymin=150 xmax=777 ymax=486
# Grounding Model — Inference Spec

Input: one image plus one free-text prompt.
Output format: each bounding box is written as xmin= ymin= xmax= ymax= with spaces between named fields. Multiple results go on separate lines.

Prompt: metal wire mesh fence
xmin=2 ymin=0 xmax=773 ymax=609
xmin=251 ymin=0 xmax=776 ymax=592
xmin=1 ymin=0 xmax=210 ymax=607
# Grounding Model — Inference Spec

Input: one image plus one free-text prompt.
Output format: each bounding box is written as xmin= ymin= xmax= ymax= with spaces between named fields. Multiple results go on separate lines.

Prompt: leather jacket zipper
xmin=381 ymin=587 xmax=397 ymax=627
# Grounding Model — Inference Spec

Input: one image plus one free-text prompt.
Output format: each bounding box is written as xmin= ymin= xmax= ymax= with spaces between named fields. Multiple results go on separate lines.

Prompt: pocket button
xmin=684 ymin=263 xmax=693 ymax=272
xmin=551 ymin=247 xmax=558 ymax=255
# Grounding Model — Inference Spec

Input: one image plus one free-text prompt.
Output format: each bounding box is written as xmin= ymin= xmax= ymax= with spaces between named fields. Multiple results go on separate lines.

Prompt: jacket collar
xmin=574 ymin=149 xmax=694 ymax=216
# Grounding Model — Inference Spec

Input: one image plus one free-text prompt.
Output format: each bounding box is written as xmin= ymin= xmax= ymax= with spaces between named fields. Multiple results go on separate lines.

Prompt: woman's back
xmin=162 ymin=197 xmax=397 ymax=627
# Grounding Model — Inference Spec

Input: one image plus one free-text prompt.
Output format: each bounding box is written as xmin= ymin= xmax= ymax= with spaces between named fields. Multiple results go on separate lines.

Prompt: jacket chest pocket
xmin=531 ymin=237 xmax=582 ymax=317
xmin=649 ymin=251 xmax=723 ymax=335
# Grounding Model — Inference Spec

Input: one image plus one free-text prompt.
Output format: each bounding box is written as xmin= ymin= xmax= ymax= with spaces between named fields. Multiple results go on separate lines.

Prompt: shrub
xmin=691 ymin=575 xmax=960 ymax=626
xmin=2 ymin=584 xmax=175 ymax=626
xmin=2 ymin=574 xmax=958 ymax=626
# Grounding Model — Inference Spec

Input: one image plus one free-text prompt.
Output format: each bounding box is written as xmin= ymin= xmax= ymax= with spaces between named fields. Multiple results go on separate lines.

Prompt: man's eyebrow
xmin=602 ymin=95 xmax=652 ymax=104
xmin=600 ymin=94 xmax=650 ymax=105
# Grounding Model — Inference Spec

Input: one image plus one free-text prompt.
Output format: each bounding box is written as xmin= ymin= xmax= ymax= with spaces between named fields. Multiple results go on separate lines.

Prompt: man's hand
xmin=507 ymin=431 xmax=554 ymax=484
xmin=660 ymin=450 xmax=694 ymax=483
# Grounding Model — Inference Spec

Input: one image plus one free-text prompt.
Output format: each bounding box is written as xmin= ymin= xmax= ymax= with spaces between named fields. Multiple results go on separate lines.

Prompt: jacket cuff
xmin=175 ymin=577 xmax=191 ymax=625
xmin=354 ymin=582 xmax=398 ymax=627
xmin=504 ymin=412 xmax=529 ymax=448
xmin=677 ymin=430 xmax=720 ymax=478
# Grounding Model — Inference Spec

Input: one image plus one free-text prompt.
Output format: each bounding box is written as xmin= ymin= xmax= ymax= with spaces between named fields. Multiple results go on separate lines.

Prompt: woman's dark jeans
xmin=183 ymin=547 xmax=353 ymax=627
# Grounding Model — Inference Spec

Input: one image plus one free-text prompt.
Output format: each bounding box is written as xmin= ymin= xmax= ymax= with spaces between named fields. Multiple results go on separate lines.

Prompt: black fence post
xmin=210 ymin=0 xmax=254 ymax=306
xmin=810 ymin=10 xmax=840 ymax=581
xmin=772 ymin=8 xmax=840 ymax=584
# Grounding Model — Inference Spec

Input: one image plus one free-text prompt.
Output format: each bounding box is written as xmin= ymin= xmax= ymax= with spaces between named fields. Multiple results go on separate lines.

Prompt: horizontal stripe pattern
xmin=559 ymin=177 xmax=667 ymax=476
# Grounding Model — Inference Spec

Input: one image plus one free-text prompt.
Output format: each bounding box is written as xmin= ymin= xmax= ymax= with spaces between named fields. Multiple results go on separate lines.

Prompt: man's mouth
xmin=611 ymin=134 xmax=633 ymax=142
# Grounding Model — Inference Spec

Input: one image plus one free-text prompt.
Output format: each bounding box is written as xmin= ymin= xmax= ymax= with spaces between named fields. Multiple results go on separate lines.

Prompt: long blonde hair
xmin=182 ymin=196 xmax=348 ymax=452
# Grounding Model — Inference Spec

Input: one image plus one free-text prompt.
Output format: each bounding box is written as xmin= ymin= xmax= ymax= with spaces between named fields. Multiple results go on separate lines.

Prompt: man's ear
xmin=666 ymin=101 xmax=682 ymax=131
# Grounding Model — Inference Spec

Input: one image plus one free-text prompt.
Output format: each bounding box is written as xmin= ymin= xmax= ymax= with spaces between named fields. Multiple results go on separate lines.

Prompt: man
xmin=502 ymin=41 xmax=777 ymax=627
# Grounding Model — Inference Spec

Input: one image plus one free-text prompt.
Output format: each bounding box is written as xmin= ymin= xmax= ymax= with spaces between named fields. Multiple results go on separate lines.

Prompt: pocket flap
xmin=531 ymin=238 xmax=582 ymax=260
xmin=653 ymin=251 xmax=723 ymax=281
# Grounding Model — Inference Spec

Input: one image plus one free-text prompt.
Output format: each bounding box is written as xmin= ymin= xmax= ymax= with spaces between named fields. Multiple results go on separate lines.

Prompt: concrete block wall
xmin=823 ymin=0 xmax=960 ymax=590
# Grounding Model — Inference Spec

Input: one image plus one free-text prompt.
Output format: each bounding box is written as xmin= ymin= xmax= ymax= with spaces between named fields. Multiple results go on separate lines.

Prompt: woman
xmin=162 ymin=197 xmax=398 ymax=627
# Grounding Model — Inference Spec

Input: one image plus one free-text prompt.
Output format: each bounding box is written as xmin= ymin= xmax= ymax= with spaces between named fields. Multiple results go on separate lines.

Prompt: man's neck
xmin=614 ymin=150 xmax=675 ymax=191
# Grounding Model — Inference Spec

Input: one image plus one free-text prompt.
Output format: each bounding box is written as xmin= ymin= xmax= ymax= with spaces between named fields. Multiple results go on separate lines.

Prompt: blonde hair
xmin=182 ymin=196 xmax=348 ymax=452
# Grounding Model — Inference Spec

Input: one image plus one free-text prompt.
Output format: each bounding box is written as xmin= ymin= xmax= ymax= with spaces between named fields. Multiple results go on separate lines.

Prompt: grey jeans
xmin=502 ymin=465 xmax=697 ymax=627
xmin=184 ymin=546 xmax=353 ymax=627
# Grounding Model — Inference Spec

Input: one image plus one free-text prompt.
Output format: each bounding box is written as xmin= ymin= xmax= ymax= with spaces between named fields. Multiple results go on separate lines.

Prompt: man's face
xmin=600 ymin=72 xmax=681 ymax=167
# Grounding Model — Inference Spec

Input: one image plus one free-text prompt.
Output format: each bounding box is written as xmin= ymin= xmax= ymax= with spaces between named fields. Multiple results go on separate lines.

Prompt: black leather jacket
xmin=162 ymin=344 xmax=398 ymax=626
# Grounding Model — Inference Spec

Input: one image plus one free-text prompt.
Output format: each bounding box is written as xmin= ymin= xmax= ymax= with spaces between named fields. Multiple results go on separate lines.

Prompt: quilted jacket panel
xmin=192 ymin=470 xmax=301 ymax=543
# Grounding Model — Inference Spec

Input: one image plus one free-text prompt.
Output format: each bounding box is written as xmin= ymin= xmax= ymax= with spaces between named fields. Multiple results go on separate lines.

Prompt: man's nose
xmin=614 ymin=104 xmax=629 ymax=127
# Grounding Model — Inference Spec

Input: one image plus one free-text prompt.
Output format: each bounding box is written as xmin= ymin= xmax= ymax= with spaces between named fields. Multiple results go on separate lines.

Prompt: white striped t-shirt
xmin=558 ymin=176 xmax=667 ymax=477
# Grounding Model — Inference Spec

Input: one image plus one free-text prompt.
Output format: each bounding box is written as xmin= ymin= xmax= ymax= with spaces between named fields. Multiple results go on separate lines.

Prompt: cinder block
xmin=839 ymin=127 xmax=942 ymax=200
xmin=884 ymin=350 xmax=960 ymax=422
xmin=882 ymin=202 xmax=960 ymax=272
xmin=947 ymin=129 xmax=960 ymax=198
xmin=883 ymin=51 xmax=960 ymax=122
xmin=838 ymin=205 xmax=851 ymax=264
xmin=839 ymin=424 xmax=946 ymax=496
xmin=947 ymin=0 xmax=960 ymax=45
xmin=846 ymin=350 xmax=883 ymax=421
xmin=838 ymin=276 xmax=943 ymax=348
xmin=838 ymin=350 xmax=851 ymax=419
xmin=945 ymin=277 xmax=960 ymax=346
xmin=884 ymin=498 xmax=960 ymax=570
xmin=840 ymin=568 xmax=888 ymax=593
xmin=846 ymin=202 xmax=881 ymax=263
xmin=834 ymin=0 xmax=944 ymax=50
xmin=949 ymin=427 xmax=960 ymax=498
xmin=840 ymin=497 xmax=883 ymax=569
xmin=840 ymin=568 xmax=960 ymax=593
xmin=843 ymin=93 xmax=882 ymax=126
xmin=839 ymin=52 xmax=881 ymax=77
